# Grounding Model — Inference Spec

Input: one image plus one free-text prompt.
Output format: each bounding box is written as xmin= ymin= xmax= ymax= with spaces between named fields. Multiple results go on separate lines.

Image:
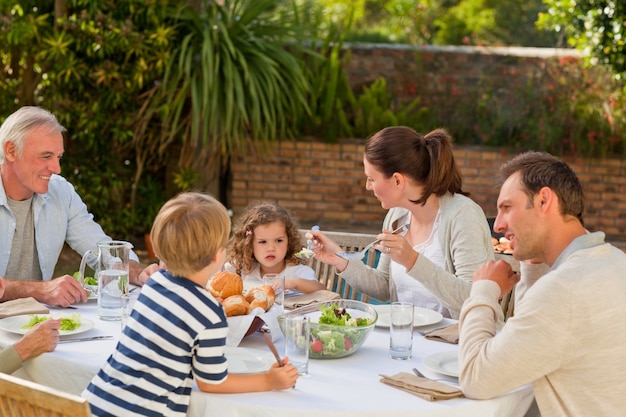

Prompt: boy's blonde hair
xmin=150 ymin=192 xmax=231 ymax=277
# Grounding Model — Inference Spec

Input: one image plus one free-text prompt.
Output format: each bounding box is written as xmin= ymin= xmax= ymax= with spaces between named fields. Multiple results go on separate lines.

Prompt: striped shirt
xmin=82 ymin=270 xmax=229 ymax=417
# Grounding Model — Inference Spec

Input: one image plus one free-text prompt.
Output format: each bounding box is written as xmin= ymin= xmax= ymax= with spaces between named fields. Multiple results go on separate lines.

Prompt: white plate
xmin=225 ymin=347 xmax=276 ymax=374
xmin=0 ymin=314 xmax=95 ymax=337
xmin=423 ymin=350 xmax=459 ymax=377
xmin=373 ymin=305 xmax=443 ymax=328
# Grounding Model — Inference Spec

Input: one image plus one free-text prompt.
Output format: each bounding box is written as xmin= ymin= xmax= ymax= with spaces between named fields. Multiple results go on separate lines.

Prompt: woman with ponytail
xmin=308 ymin=126 xmax=493 ymax=318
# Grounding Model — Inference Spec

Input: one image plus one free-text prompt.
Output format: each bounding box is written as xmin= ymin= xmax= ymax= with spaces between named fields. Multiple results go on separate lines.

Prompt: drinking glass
xmin=120 ymin=289 xmax=140 ymax=330
xmin=390 ymin=301 xmax=414 ymax=360
xmin=284 ymin=317 xmax=310 ymax=375
xmin=262 ymin=273 xmax=285 ymax=312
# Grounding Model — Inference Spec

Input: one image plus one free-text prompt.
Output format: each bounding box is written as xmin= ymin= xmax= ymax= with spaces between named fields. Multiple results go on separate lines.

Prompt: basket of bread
xmin=209 ymin=271 xmax=281 ymax=345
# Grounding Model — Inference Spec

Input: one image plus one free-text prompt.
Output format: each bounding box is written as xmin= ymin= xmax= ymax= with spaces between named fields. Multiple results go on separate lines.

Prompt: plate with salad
xmin=0 ymin=313 xmax=94 ymax=336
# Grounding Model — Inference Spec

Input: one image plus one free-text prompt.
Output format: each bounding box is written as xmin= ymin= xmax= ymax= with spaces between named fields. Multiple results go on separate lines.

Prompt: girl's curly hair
xmin=227 ymin=201 xmax=303 ymax=275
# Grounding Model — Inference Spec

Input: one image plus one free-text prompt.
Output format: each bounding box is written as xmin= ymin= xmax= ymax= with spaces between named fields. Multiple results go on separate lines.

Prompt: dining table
xmin=0 ymin=299 xmax=535 ymax=417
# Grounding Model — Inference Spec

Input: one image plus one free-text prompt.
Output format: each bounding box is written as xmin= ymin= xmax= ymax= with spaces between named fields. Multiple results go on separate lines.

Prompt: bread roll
xmin=222 ymin=295 xmax=250 ymax=317
xmin=245 ymin=285 xmax=275 ymax=312
xmin=208 ymin=271 xmax=243 ymax=299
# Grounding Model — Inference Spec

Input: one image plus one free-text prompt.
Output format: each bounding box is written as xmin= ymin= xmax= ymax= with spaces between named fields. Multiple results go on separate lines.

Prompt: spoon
xmin=295 ymin=225 xmax=320 ymax=259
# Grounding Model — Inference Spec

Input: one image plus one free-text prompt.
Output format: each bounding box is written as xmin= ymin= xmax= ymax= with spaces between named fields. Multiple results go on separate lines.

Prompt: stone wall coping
xmin=344 ymin=42 xmax=585 ymax=58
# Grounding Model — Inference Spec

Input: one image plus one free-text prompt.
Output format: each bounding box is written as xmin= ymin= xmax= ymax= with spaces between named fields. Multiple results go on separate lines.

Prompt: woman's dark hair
xmin=364 ymin=126 xmax=468 ymax=205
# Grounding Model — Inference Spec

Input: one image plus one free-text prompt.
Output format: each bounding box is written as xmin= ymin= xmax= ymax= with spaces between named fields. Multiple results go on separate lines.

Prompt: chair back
xmin=0 ymin=373 xmax=91 ymax=417
xmin=298 ymin=230 xmax=379 ymax=303
xmin=495 ymin=253 xmax=520 ymax=320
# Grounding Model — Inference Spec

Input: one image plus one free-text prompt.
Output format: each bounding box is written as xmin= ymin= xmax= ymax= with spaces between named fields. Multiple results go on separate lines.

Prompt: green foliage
xmin=291 ymin=0 xmax=356 ymax=140
xmin=317 ymin=0 xmax=557 ymax=47
xmin=352 ymin=78 xmax=431 ymax=138
xmin=0 ymin=0 xmax=183 ymax=239
xmin=538 ymin=0 xmax=626 ymax=79
xmin=172 ymin=166 xmax=200 ymax=192
xmin=447 ymin=57 xmax=626 ymax=157
xmin=157 ymin=0 xmax=312 ymax=163
xmin=433 ymin=0 xmax=497 ymax=45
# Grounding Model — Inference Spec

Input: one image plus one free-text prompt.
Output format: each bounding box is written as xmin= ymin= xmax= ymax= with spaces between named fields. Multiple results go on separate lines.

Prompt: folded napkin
xmin=226 ymin=304 xmax=282 ymax=347
xmin=424 ymin=323 xmax=459 ymax=344
xmin=0 ymin=297 xmax=49 ymax=319
xmin=379 ymin=372 xmax=464 ymax=401
xmin=284 ymin=290 xmax=340 ymax=310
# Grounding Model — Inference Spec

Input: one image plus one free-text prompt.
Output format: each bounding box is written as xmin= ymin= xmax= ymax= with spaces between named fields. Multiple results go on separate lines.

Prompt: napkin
xmin=225 ymin=304 xmax=282 ymax=347
xmin=379 ymin=372 xmax=464 ymax=401
xmin=424 ymin=323 xmax=459 ymax=344
xmin=0 ymin=297 xmax=49 ymax=319
xmin=284 ymin=290 xmax=340 ymax=309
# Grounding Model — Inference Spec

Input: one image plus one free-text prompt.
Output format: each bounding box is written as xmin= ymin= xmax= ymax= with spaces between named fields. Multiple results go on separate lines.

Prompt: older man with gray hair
xmin=0 ymin=106 xmax=157 ymax=307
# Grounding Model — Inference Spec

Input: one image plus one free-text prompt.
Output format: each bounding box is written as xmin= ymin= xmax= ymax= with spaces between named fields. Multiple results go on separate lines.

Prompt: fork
xmin=295 ymin=225 xmax=320 ymax=260
xmin=412 ymin=368 xmax=460 ymax=386
xmin=336 ymin=223 xmax=410 ymax=261
xmin=412 ymin=368 xmax=427 ymax=378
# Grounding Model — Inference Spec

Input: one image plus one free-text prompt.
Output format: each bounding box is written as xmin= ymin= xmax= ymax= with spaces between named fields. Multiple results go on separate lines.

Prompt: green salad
xmin=72 ymin=271 xmax=97 ymax=286
xmin=295 ymin=247 xmax=314 ymax=258
xmin=310 ymin=304 xmax=374 ymax=358
xmin=21 ymin=314 xmax=82 ymax=331
xmin=319 ymin=304 xmax=372 ymax=327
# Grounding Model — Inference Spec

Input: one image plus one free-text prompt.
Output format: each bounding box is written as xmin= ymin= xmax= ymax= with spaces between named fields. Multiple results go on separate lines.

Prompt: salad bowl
xmin=277 ymin=299 xmax=378 ymax=359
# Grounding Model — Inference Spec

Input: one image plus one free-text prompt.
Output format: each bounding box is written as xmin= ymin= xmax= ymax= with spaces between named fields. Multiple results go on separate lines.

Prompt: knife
xmin=58 ymin=335 xmax=114 ymax=343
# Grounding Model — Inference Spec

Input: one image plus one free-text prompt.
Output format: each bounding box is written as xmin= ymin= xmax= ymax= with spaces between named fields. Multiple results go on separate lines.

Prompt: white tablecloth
xmin=0 ymin=301 xmax=534 ymax=417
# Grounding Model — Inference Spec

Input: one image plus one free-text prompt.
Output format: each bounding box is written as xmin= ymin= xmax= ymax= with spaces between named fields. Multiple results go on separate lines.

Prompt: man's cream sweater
xmin=459 ymin=232 xmax=626 ymax=416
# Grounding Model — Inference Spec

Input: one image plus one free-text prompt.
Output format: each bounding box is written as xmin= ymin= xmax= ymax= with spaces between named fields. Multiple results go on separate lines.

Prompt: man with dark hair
xmin=459 ymin=151 xmax=626 ymax=416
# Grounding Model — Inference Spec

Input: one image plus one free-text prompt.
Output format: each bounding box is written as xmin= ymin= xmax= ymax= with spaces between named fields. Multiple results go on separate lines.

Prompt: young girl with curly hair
xmin=224 ymin=201 xmax=324 ymax=295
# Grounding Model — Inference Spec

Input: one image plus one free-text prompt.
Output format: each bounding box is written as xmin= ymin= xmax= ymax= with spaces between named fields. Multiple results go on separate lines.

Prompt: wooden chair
xmin=0 ymin=373 xmax=91 ymax=417
xmin=495 ymin=253 xmax=520 ymax=320
xmin=298 ymin=229 xmax=379 ymax=303
xmin=499 ymin=285 xmax=516 ymax=321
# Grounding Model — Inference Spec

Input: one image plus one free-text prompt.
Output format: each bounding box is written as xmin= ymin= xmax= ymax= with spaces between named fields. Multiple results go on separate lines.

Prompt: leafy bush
xmin=318 ymin=0 xmax=557 ymax=47
xmin=445 ymin=57 xmax=625 ymax=157
xmin=290 ymin=0 xmax=356 ymax=141
xmin=352 ymin=78 xmax=431 ymax=138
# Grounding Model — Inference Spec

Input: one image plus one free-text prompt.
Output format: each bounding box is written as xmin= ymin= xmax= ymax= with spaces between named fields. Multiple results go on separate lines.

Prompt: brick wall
xmin=343 ymin=43 xmax=582 ymax=108
xmin=231 ymin=139 xmax=626 ymax=242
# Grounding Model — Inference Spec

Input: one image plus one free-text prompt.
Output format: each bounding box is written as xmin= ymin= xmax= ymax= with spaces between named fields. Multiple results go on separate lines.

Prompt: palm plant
xmin=152 ymin=0 xmax=313 ymax=185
